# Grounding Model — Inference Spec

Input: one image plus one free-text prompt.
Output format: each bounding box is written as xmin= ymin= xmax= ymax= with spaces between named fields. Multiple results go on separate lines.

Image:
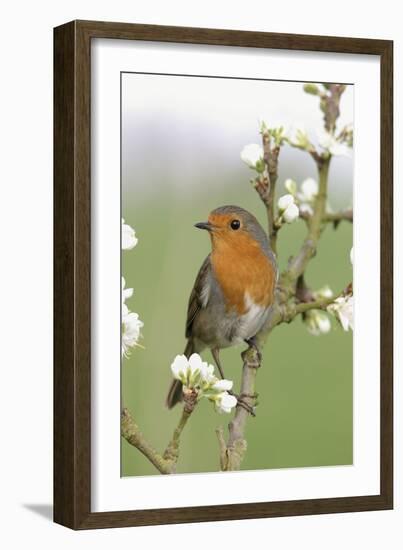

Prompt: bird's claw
xmin=244 ymin=338 xmax=263 ymax=365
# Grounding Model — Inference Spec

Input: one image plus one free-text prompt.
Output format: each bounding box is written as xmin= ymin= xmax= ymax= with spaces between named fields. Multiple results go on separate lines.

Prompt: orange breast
xmin=211 ymin=234 xmax=275 ymax=315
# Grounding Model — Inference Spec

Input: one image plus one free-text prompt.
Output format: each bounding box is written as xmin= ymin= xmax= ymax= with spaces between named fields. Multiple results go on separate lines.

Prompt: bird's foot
xmin=241 ymin=347 xmax=261 ymax=369
xmin=244 ymin=338 xmax=262 ymax=365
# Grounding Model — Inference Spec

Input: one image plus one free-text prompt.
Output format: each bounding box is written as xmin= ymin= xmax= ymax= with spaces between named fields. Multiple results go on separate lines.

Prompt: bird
xmin=166 ymin=205 xmax=278 ymax=409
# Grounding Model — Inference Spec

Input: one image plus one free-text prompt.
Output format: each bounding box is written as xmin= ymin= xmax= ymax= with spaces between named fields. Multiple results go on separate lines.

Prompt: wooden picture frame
xmin=54 ymin=20 xmax=393 ymax=529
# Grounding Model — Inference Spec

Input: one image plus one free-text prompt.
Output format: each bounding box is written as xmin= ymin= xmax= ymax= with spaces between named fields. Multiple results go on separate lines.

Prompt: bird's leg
xmin=244 ymin=336 xmax=262 ymax=364
xmin=211 ymin=348 xmax=256 ymax=415
xmin=211 ymin=348 xmax=226 ymax=380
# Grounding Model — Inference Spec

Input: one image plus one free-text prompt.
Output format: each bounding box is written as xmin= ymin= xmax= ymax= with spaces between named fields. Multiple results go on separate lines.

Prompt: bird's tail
xmin=165 ymin=340 xmax=194 ymax=409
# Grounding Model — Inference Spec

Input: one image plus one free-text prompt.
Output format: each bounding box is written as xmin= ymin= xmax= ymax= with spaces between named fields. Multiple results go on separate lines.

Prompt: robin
xmin=166 ymin=205 xmax=278 ymax=410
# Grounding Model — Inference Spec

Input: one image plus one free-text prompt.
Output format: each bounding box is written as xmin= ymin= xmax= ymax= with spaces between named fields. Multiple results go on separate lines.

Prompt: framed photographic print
xmin=54 ymin=20 xmax=393 ymax=529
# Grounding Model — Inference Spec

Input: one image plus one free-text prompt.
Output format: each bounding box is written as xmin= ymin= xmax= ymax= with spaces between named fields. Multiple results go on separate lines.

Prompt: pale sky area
xmin=122 ymin=73 xmax=353 ymax=206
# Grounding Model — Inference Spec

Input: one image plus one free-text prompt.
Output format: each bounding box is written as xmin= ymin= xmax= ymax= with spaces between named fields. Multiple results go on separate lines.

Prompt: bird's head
xmin=195 ymin=205 xmax=269 ymax=253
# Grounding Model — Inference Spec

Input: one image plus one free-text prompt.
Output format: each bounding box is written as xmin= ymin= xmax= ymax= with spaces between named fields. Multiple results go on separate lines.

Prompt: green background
xmin=121 ymin=169 xmax=353 ymax=477
xmin=121 ymin=76 xmax=353 ymax=477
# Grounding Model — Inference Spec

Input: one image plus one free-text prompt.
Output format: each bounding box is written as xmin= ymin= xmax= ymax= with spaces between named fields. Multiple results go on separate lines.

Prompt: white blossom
xmin=214 ymin=392 xmax=238 ymax=414
xmin=122 ymin=218 xmax=138 ymax=250
xmin=305 ymin=310 xmax=331 ymax=336
xmin=317 ymin=129 xmax=351 ymax=157
xmin=170 ymin=355 xmax=189 ymax=382
xmin=278 ymin=194 xmax=294 ymax=211
xmin=171 ymin=353 xmax=206 ymax=388
xmin=212 ymin=379 xmax=233 ymax=392
xmin=240 ymin=144 xmax=264 ymax=171
xmin=122 ymin=277 xmax=133 ymax=316
xmin=169 ymin=353 xmax=236 ymax=413
xmin=283 ymin=203 xmax=299 ymax=223
xmin=200 ymin=362 xmax=216 ymax=386
xmin=122 ymin=311 xmax=144 ymax=357
xmin=121 ymin=278 xmax=143 ymax=357
xmin=278 ymin=194 xmax=299 ymax=224
xmin=298 ymin=177 xmax=318 ymax=203
xmin=327 ymin=295 xmax=354 ymax=331
xmin=315 ymin=285 xmax=333 ymax=299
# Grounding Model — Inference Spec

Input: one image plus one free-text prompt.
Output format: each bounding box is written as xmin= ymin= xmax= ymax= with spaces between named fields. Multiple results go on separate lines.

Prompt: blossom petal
xmin=216 ymin=392 xmax=237 ymax=413
xmin=240 ymin=144 xmax=264 ymax=169
xmin=188 ymin=353 xmax=204 ymax=372
xmin=305 ymin=310 xmax=331 ymax=336
xmin=284 ymin=178 xmax=297 ymax=195
xmin=327 ymin=295 xmax=353 ymax=331
xmin=200 ymin=363 xmax=216 ymax=384
xmin=122 ymin=219 xmax=138 ymax=250
xmin=278 ymin=194 xmax=295 ymax=211
xmin=122 ymin=311 xmax=143 ymax=357
xmin=300 ymin=177 xmax=318 ymax=201
xmin=170 ymin=355 xmax=189 ymax=379
xmin=212 ymin=379 xmax=233 ymax=392
xmin=283 ymin=203 xmax=299 ymax=223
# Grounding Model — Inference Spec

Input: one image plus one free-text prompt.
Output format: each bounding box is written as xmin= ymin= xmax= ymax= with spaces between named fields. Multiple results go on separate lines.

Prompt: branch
xmin=280 ymin=157 xmax=330 ymax=294
xmin=121 ymin=408 xmax=172 ymax=474
xmin=253 ymin=131 xmax=282 ymax=254
xmin=321 ymin=84 xmax=346 ymax=133
xmin=280 ymin=295 xmax=337 ymax=324
xmin=279 ymin=84 xmax=347 ymax=294
xmin=216 ymin=83 xmax=350 ymax=474
xmin=121 ymin=390 xmax=197 ymax=474
xmin=323 ymin=209 xmax=353 ymax=226
xmin=216 ymin=346 xmax=260 ymax=471
xmin=162 ymin=390 xmax=196 ymax=464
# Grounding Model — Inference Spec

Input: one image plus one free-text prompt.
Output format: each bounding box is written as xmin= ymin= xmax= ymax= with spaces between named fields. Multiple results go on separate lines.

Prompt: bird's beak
xmin=194 ymin=221 xmax=213 ymax=232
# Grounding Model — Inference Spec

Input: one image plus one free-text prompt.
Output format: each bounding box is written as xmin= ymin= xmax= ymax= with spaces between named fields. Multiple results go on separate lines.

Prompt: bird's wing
xmin=186 ymin=255 xmax=212 ymax=338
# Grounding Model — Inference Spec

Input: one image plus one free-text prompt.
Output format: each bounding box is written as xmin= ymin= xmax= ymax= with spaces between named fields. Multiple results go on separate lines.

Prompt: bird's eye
xmin=230 ymin=219 xmax=241 ymax=230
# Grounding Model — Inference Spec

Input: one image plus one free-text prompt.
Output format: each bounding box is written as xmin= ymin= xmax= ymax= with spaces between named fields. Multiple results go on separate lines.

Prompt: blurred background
xmin=121 ymin=73 xmax=353 ymax=477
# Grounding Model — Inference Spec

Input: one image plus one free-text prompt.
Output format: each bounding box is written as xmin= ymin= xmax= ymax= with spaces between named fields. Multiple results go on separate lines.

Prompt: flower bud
xmin=284 ymin=178 xmax=297 ymax=196
xmin=282 ymin=203 xmax=299 ymax=224
xmin=240 ymin=144 xmax=264 ymax=172
xmin=277 ymin=193 xmax=294 ymax=212
xmin=303 ymin=83 xmax=320 ymax=95
xmin=315 ymin=285 xmax=333 ymax=299
xmin=305 ymin=310 xmax=331 ymax=336
xmin=298 ymin=178 xmax=318 ymax=202
xmin=277 ymin=194 xmax=299 ymax=224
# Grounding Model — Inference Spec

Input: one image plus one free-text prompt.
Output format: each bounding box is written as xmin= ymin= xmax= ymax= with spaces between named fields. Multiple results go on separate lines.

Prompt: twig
xmin=280 ymin=157 xmax=330 ymax=293
xmin=121 ymin=390 xmax=197 ymax=474
xmin=323 ymin=209 xmax=353 ymax=226
xmin=320 ymin=84 xmax=346 ymax=133
xmin=123 ymin=83 xmax=351 ymax=477
xmin=121 ymin=408 xmax=172 ymax=474
xmin=281 ymin=296 xmax=337 ymax=324
xmin=217 ymin=346 xmax=260 ymax=471
xmin=163 ymin=391 xmax=196 ymax=464
xmin=254 ymin=131 xmax=281 ymax=253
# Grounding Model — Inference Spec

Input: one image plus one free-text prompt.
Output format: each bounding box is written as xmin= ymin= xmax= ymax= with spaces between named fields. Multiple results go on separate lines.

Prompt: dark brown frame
xmin=54 ymin=20 xmax=393 ymax=530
